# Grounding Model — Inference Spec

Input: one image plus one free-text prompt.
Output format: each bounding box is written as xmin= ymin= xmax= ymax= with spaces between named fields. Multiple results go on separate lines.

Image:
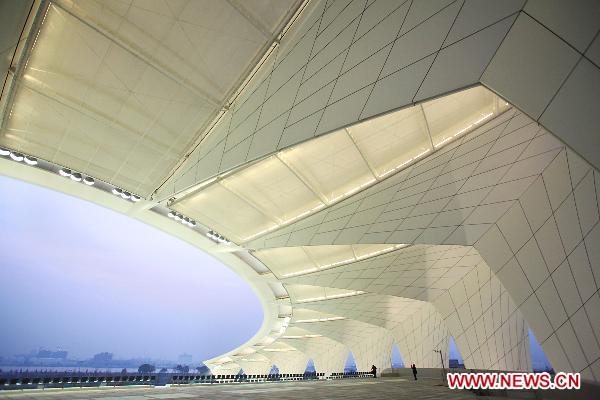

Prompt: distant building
xmin=37 ymin=349 xmax=68 ymax=359
xmin=178 ymin=353 xmax=192 ymax=365
xmin=92 ymin=352 xmax=113 ymax=365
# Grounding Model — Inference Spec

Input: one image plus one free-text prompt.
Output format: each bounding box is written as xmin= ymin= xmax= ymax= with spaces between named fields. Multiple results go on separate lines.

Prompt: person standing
xmin=411 ymin=364 xmax=417 ymax=380
xmin=371 ymin=365 xmax=377 ymax=378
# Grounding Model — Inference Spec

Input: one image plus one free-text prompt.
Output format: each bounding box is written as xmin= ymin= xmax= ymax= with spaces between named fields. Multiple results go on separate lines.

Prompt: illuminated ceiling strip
xmin=294 ymin=317 xmax=346 ymax=323
xmin=263 ymin=348 xmax=297 ymax=352
xmin=296 ymin=291 xmax=365 ymax=303
xmin=280 ymin=244 xmax=409 ymax=278
xmin=433 ymin=112 xmax=494 ymax=148
xmin=281 ymin=334 xmax=323 ymax=339
xmin=241 ymin=110 xmax=504 ymax=242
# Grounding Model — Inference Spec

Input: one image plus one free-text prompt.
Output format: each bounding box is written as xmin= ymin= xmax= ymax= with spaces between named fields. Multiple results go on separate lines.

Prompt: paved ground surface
xmin=0 ymin=378 xmax=477 ymax=399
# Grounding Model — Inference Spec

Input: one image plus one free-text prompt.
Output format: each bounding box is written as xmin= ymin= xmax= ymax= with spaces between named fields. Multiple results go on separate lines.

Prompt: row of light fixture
xmin=1 ymin=148 xmax=38 ymax=165
xmin=58 ymin=164 xmax=143 ymax=203
xmin=58 ymin=168 xmax=95 ymax=186
xmin=167 ymin=211 xmax=196 ymax=227
xmin=2 ymin=148 xmax=143 ymax=204
xmin=206 ymin=230 xmax=231 ymax=245
xmin=112 ymin=187 xmax=141 ymax=202
xmin=3 ymin=147 xmax=224 ymax=246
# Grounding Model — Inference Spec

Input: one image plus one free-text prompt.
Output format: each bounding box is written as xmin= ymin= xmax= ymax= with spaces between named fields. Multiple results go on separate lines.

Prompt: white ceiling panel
xmin=286 ymin=284 xmax=365 ymax=304
xmin=254 ymin=246 xmax=316 ymax=277
xmin=173 ymin=182 xmax=277 ymax=244
xmin=2 ymin=5 xmax=214 ymax=196
xmin=423 ymin=85 xmax=505 ymax=148
xmin=221 ymin=155 xmax=323 ymax=225
xmin=59 ymin=0 xmax=297 ymax=101
xmin=291 ymin=308 xmax=345 ymax=323
xmin=280 ymin=129 xmax=376 ymax=203
xmin=304 ymin=245 xmax=356 ymax=269
xmin=253 ymin=244 xmax=407 ymax=278
xmin=348 ymin=106 xmax=431 ymax=177
xmin=1 ymin=0 xmax=303 ymax=197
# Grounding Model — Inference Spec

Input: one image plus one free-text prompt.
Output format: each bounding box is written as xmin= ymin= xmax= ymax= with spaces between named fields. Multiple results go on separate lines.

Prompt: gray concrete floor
xmin=0 ymin=378 xmax=477 ymax=399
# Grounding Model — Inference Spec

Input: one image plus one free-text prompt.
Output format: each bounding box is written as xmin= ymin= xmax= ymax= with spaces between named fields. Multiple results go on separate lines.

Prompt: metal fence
xmin=0 ymin=371 xmax=338 ymax=390
xmin=329 ymin=371 xmax=375 ymax=379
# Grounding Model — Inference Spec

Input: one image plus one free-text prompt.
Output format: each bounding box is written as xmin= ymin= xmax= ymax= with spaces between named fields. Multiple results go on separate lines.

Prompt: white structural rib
xmin=225 ymin=0 xmax=273 ymax=40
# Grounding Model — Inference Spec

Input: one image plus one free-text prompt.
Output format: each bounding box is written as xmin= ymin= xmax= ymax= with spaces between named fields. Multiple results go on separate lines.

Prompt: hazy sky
xmin=0 ymin=176 xmax=263 ymax=363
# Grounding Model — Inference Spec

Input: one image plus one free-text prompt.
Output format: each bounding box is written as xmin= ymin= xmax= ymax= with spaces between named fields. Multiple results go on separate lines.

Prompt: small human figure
xmin=411 ymin=364 xmax=417 ymax=380
xmin=371 ymin=364 xmax=377 ymax=378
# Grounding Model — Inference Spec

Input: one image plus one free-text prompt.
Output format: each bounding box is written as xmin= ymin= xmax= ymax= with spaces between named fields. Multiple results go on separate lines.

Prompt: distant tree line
xmin=137 ymin=364 xmax=210 ymax=374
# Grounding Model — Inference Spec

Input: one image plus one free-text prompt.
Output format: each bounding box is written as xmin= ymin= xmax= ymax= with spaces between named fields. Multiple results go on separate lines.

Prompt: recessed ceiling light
xmin=70 ymin=172 xmax=82 ymax=182
xmin=83 ymin=176 xmax=95 ymax=186
xmin=59 ymin=168 xmax=72 ymax=177
xmin=9 ymin=152 xmax=24 ymax=162
xmin=23 ymin=156 xmax=38 ymax=165
xmin=112 ymin=188 xmax=122 ymax=195
xmin=131 ymin=195 xmax=141 ymax=202
xmin=0 ymin=148 xmax=10 ymax=156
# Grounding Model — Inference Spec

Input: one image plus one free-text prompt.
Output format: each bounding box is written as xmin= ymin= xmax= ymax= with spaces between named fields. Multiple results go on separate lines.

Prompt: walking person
xmin=411 ymin=363 xmax=417 ymax=380
xmin=371 ymin=364 xmax=377 ymax=378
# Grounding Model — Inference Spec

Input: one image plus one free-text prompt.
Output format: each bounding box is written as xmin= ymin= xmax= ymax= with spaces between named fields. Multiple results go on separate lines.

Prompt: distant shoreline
xmin=0 ymin=366 xmax=202 ymax=374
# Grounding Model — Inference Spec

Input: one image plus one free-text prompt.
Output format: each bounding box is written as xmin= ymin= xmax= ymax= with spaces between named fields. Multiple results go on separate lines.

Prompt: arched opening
xmin=269 ymin=364 xmax=279 ymax=375
xmin=0 ymin=176 xmax=263 ymax=364
xmin=448 ymin=336 xmax=465 ymax=369
xmin=196 ymin=363 xmax=210 ymax=374
xmin=529 ymin=329 xmax=553 ymax=373
xmin=304 ymin=358 xmax=316 ymax=374
xmin=344 ymin=351 xmax=357 ymax=373
xmin=391 ymin=343 xmax=405 ymax=368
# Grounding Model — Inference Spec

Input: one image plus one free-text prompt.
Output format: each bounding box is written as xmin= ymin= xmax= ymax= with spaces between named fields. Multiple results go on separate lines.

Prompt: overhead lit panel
xmin=173 ymin=86 xmax=508 ymax=244
xmin=286 ymin=284 xmax=365 ymax=303
xmin=292 ymin=309 xmax=346 ymax=323
xmin=279 ymin=130 xmax=376 ymax=203
xmin=253 ymin=246 xmax=316 ymax=277
xmin=303 ymin=245 xmax=356 ymax=269
xmin=221 ymin=156 xmax=324 ymax=225
xmin=54 ymin=0 xmax=301 ymax=104
xmin=348 ymin=106 xmax=431 ymax=177
xmin=173 ymin=183 xmax=277 ymax=244
xmin=423 ymin=86 xmax=508 ymax=147
xmin=254 ymin=244 xmax=408 ymax=277
xmin=2 ymin=5 xmax=213 ymax=197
